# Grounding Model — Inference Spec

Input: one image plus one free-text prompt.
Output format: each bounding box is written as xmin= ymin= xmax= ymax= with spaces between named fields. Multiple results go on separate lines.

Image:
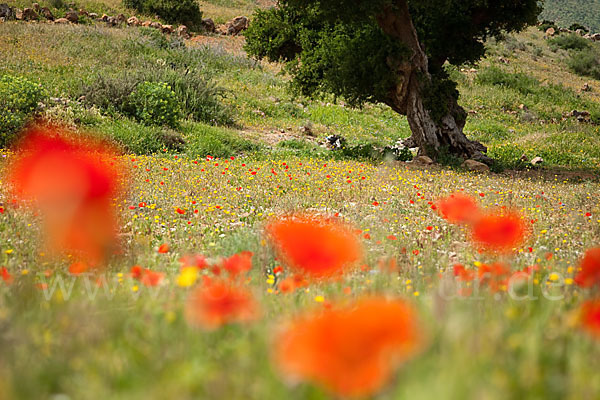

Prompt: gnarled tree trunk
xmin=376 ymin=1 xmax=492 ymax=164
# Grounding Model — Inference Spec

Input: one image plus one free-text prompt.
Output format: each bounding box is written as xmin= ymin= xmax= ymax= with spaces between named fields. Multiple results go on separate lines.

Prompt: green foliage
xmin=123 ymin=0 xmax=203 ymax=30
xmin=0 ymin=74 xmax=46 ymax=146
xmin=99 ymin=118 xmax=182 ymax=154
xmin=183 ymin=123 xmax=262 ymax=158
xmin=569 ymin=23 xmax=589 ymax=33
xmin=540 ymin=0 xmax=600 ymax=33
xmin=548 ymin=34 xmax=591 ymax=52
xmin=538 ymin=19 xmax=558 ymax=32
xmin=476 ymin=67 xmax=540 ymax=95
xmin=128 ymin=82 xmax=181 ymax=128
xmin=567 ymin=48 xmax=600 ymax=80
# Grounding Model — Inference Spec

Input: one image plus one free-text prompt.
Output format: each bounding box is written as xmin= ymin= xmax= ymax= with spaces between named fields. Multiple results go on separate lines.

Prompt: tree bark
xmin=376 ymin=1 xmax=492 ymax=164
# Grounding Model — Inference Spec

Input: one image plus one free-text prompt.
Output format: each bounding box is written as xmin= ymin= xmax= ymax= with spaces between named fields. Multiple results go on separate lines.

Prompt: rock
xmin=300 ymin=125 xmax=314 ymax=136
xmin=176 ymin=24 xmax=189 ymax=38
xmin=575 ymin=29 xmax=584 ymax=36
xmin=161 ymin=24 xmax=173 ymax=34
xmin=32 ymin=3 xmax=40 ymax=12
xmin=40 ymin=7 xmax=54 ymax=20
xmin=141 ymin=20 xmax=152 ymax=27
xmin=127 ymin=16 xmax=140 ymax=26
xmin=592 ymin=33 xmax=600 ymax=42
xmin=88 ymin=12 xmax=98 ymax=19
xmin=531 ymin=157 xmax=544 ymax=166
xmin=150 ymin=21 xmax=162 ymax=30
xmin=100 ymin=14 xmax=109 ymax=22
xmin=65 ymin=10 xmax=78 ymax=23
xmin=226 ymin=16 xmax=248 ymax=35
xmin=116 ymin=13 xmax=126 ymax=23
xmin=462 ymin=159 xmax=489 ymax=172
xmin=559 ymin=27 xmax=569 ymax=33
xmin=21 ymin=7 xmax=38 ymax=20
xmin=54 ymin=17 xmax=70 ymax=24
xmin=15 ymin=8 xmax=23 ymax=20
xmin=0 ymin=4 xmax=12 ymax=19
xmin=326 ymin=134 xmax=346 ymax=149
xmin=105 ymin=16 xmax=118 ymax=26
xmin=201 ymin=18 xmax=215 ymax=33
xmin=582 ymin=83 xmax=591 ymax=92
xmin=545 ymin=27 xmax=555 ymax=37
xmin=413 ymin=155 xmax=434 ymax=166
xmin=78 ymin=9 xmax=88 ymax=16
xmin=571 ymin=109 xmax=591 ymax=122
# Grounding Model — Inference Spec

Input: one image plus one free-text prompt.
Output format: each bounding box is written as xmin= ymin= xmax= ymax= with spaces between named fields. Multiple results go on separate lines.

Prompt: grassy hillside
xmin=541 ymin=0 xmax=600 ymax=32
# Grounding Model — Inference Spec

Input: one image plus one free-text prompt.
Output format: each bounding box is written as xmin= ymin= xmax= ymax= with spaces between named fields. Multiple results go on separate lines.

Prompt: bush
xmin=0 ymin=75 xmax=46 ymax=146
xmin=128 ymin=81 xmax=181 ymax=128
xmin=567 ymin=48 xmax=600 ymax=80
xmin=548 ymin=34 xmax=591 ymax=52
xmin=569 ymin=23 xmax=589 ymax=33
xmin=123 ymin=0 xmax=203 ymax=30
xmin=475 ymin=67 xmax=539 ymax=95
xmin=538 ymin=20 xmax=558 ymax=32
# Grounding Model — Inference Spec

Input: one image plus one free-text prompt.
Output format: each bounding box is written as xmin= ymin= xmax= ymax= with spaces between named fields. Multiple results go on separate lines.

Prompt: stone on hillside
xmin=201 ymin=18 xmax=215 ymax=33
xmin=79 ymin=9 xmax=88 ymax=16
xmin=413 ymin=155 xmax=434 ymax=166
xmin=141 ymin=20 xmax=152 ymax=27
xmin=161 ymin=24 xmax=173 ymax=34
xmin=41 ymin=7 xmax=54 ymax=20
xmin=226 ymin=16 xmax=248 ymax=35
xmin=531 ymin=157 xmax=544 ymax=166
xmin=545 ymin=27 xmax=555 ymax=37
xmin=54 ymin=17 xmax=70 ymax=24
xmin=22 ymin=7 xmax=38 ymax=20
xmin=116 ymin=13 xmax=126 ymax=23
xmin=106 ymin=16 xmax=118 ymax=26
xmin=0 ymin=3 xmax=12 ymax=19
xmin=582 ymin=83 xmax=591 ymax=92
xmin=100 ymin=14 xmax=109 ymax=21
xmin=150 ymin=21 xmax=162 ymax=30
xmin=127 ymin=16 xmax=140 ymax=26
xmin=592 ymin=33 xmax=600 ymax=42
xmin=176 ymin=25 xmax=190 ymax=38
xmin=88 ymin=12 xmax=98 ymax=19
xmin=32 ymin=3 xmax=40 ymax=12
xmin=65 ymin=10 xmax=78 ymax=23
xmin=575 ymin=29 xmax=585 ymax=36
xmin=15 ymin=8 xmax=23 ymax=20
xmin=462 ymin=159 xmax=489 ymax=172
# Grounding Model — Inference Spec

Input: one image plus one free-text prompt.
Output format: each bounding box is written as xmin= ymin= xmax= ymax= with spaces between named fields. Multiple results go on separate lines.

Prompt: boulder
xmin=150 ymin=21 xmax=162 ymax=30
xmin=105 ymin=16 xmax=118 ymax=26
xmin=575 ymin=29 xmax=585 ymax=36
xmin=226 ymin=16 xmax=248 ymax=35
xmin=32 ymin=3 xmax=40 ymax=12
xmin=201 ymin=18 xmax=215 ymax=33
xmin=40 ymin=7 xmax=54 ymax=20
xmin=592 ymin=33 xmax=600 ymax=42
xmin=531 ymin=157 xmax=544 ymax=166
xmin=412 ymin=155 xmax=434 ymax=166
xmin=22 ymin=7 xmax=38 ymax=20
xmin=15 ymin=8 xmax=23 ymax=20
xmin=0 ymin=17 xmax=4 ymax=23
xmin=100 ymin=14 xmax=109 ymax=22
xmin=127 ymin=16 xmax=140 ymax=26
xmin=462 ymin=159 xmax=490 ymax=172
xmin=88 ymin=12 xmax=98 ymax=19
xmin=582 ymin=83 xmax=591 ymax=92
xmin=54 ymin=17 xmax=70 ymax=24
xmin=176 ymin=24 xmax=190 ymax=38
xmin=116 ymin=13 xmax=126 ymax=23
xmin=141 ymin=20 xmax=152 ymax=27
xmin=65 ymin=10 xmax=78 ymax=23
xmin=0 ymin=3 xmax=12 ymax=19
xmin=161 ymin=24 xmax=173 ymax=34
xmin=545 ymin=27 xmax=555 ymax=37
xmin=78 ymin=9 xmax=88 ymax=16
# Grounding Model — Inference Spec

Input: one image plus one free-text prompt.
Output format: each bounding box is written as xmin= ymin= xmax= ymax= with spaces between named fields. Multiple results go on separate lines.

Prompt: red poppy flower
xmin=68 ymin=262 xmax=89 ymax=276
xmin=4 ymin=126 xmax=125 ymax=265
xmin=266 ymin=214 xmax=363 ymax=280
xmin=185 ymin=279 xmax=258 ymax=330
xmin=470 ymin=211 xmax=527 ymax=253
xmin=580 ymin=299 xmax=600 ymax=338
xmin=453 ymin=264 xmax=475 ymax=282
xmin=478 ymin=262 xmax=511 ymax=292
xmin=221 ymin=251 xmax=253 ymax=279
xmin=179 ymin=254 xmax=208 ymax=270
xmin=436 ymin=193 xmax=480 ymax=225
xmin=1 ymin=267 xmax=13 ymax=285
xmin=574 ymin=247 xmax=600 ymax=288
xmin=157 ymin=244 xmax=170 ymax=254
xmin=274 ymin=297 xmax=423 ymax=398
xmin=130 ymin=265 xmax=164 ymax=287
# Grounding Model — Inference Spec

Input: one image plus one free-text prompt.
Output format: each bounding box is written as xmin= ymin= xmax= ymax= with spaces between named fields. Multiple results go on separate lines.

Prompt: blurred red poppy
xmin=580 ymin=299 xmax=600 ymax=338
xmin=470 ymin=211 xmax=527 ymax=253
xmin=179 ymin=254 xmax=208 ymax=270
xmin=274 ymin=297 xmax=423 ymax=398
xmin=185 ymin=279 xmax=258 ymax=330
xmin=130 ymin=265 xmax=164 ymax=287
xmin=221 ymin=251 xmax=253 ymax=279
xmin=574 ymin=247 xmax=600 ymax=288
xmin=266 ymin=214 xmax=363 ymax=280
xmin=157 ymin=244 xmax=170 ymax=254
xmin=1 ymin=267 xmax=13 ymax=285
xmin=436 ymin=193 xmax=480 ymax=225
xmin=4 ymin=125 xmax=125 ymax=265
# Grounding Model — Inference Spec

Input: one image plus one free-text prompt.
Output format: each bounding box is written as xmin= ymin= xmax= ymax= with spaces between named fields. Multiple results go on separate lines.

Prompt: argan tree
xmin=245 ymin=0 xmax=541 ymax=163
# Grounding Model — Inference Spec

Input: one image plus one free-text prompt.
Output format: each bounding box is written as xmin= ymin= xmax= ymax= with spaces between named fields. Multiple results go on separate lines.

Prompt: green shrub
xmin=128 ymin=81 xmax=181 ymax=128
xmin=81 ymin=74 xmax=140 ymax=115
xmin=0 ymin=75 xmax=46 ymax=146
xmin=569 ymin=23 xmax=589 ymax=33
xmin=538 ymin=20 xmax=558 ymax=32
xmin=475 ymin=67 xmax=539 ymax=95
xmin=567 ymin=48 xmax=600 ymax=80
xmin=123 ymin=0 xmax=203 ymax=30
xmin=548 ymin=34 xmax=591 ymax=52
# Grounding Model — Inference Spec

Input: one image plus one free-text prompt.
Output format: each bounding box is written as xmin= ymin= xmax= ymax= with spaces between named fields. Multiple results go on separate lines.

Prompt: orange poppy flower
xmin=580 ymin=299 xmax=600 ymax=338
xmin=185 ymin=279 xmax=259 ymax=330
xmin=266 ymin=214 xmax=363 ymax=280
xmin=157 ymin=244 xmax=170 ymax=254
xmin=1 ymin=267 xmax=13 ymax=285
xmin=453 ymin=264 xmax=475 ymax=282
xmin=478 ymin=262 xmax=511 ymax=292
xmin=130 ymin=265 xmax=164 ymax=287
xmin=68 ymin=262 xmax=89 ymax=276
xmin=470 ymin=210 xmax=527 ymax=253
xmin=274 ymin=297 xmax=423 ymax=398
xmin=436 ymin=193 xmax=480 ymax=225
xmin=4 ymin=126 xmax=124 ymax=265
xmin=574 ymin=247 xmax=600 ymax=288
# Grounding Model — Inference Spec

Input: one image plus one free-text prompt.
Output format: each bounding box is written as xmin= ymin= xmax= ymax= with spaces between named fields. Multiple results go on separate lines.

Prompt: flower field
xmin=0 ymin=127 xmax=599 ymax=399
